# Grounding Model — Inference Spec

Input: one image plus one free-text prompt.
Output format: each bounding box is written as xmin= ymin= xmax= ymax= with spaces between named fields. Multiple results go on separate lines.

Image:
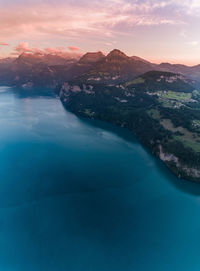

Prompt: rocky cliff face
xmin=79 ymin=51 xmax=105 ymax=64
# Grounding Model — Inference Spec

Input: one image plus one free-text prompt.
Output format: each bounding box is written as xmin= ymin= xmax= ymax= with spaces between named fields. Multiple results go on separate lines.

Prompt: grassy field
xmin=161 ymin=119 xmax=180 ymax=132
xmin=174 ymin=136 xmax=200 ymax=152
xmin=161 ymin=119 xmax=200 ymax=152
xmin=159 ymin=91 xmax=192 ymax=102
xmin=147 ymin=109 xmax=161 ymax=120
xmin=125 ymin=77 xmax=145 ymax=86
xmin=161 ymin=100 xmax=182 ymax=108
xmin=157 ymin=91 xmax=192 ymax=108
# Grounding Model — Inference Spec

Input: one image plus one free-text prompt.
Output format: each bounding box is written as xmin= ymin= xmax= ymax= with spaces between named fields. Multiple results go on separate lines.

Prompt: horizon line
xmin=1 ymin=48 xmax=199 ymax=67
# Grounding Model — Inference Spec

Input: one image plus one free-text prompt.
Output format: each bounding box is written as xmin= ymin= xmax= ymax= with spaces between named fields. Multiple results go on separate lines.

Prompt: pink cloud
xmin=13 ymin=42 xmax=44 ymax=55
xmin=68 ymin=46 xmax=80 ymax=52
xmin=0 ymin=42 xmax=9 ymax=46
xmin=44 ymin=47 xmax=65 ymax=54
xmin=12 ymin=42 xmax=82 ymax=59
xmin=44 ymin=47 xmax=82 ymax=58
xmin=0 ymin=1 xmax=199 ymax=64
xmin=0 ymin=0 xmax=182 ymax=44
xmin=15 ymin=42 xmax=33 ymax=53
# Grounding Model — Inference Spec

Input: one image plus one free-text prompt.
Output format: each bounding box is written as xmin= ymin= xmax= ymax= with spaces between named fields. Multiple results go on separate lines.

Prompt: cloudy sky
xmin=0 ymin=0 xmax=200 ymax=64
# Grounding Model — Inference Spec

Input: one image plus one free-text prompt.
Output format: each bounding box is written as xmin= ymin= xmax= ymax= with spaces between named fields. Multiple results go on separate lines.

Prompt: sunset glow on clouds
xmin=0 ymin=0 xmax=200 ymax=64
xmin=0 ymin=42 xmax=9 ymax=46
xmin=11 ymin=42 xmax=81 ymax=58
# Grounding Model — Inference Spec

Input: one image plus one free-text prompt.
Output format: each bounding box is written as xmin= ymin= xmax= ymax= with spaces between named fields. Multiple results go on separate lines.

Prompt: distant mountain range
xmin=1 ymin=49 xmax=200 ymax=88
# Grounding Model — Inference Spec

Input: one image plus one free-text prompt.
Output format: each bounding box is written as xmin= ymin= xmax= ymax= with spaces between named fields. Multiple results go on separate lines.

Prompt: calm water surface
xmin=0 ymin=86 xmax=200 ymax=271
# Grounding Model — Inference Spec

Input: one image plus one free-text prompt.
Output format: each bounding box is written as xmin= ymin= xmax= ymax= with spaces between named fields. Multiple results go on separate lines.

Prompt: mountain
xmin=157 ymin=62 xmax=200 ymax=84
xmin=56 ymin=51 xmax=106 ymax=82
xmin=14 ymin=52 xmax=78 ymax=67
xmin=0 ymin=57 xmax=16 ymax=65
xmin=124 ymin=70 xmax=195 ymax=92
xmin=1 ymin=48 xmax=200 ymax=89
xmin=59 ymin=70 xmax=200 ymax=182
xmin=76 ymin=49 xmax=155 ymax=84
xmin=106 ymin=49 xmax=129 ymax=62
xmin=0 ymin=52 xmax=79 ymax=88
xmin=78 ymin=51 xmax=105 ymax=64
xmin=2 ymin=49 xmax=153 ymax=87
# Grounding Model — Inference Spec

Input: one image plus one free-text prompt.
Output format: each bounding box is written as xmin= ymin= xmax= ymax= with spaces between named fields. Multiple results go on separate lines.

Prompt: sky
xmin=0 ymin=0 xmax=200 ymax=65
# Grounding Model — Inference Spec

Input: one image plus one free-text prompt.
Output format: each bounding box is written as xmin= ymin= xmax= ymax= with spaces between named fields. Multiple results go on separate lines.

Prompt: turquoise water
xmin=0 ymin=86 xmax=200 ymax=271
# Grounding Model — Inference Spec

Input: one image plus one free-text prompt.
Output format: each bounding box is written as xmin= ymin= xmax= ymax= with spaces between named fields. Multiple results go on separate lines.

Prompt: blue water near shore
xmin=0 ymin=86 xmax=200 ymax=271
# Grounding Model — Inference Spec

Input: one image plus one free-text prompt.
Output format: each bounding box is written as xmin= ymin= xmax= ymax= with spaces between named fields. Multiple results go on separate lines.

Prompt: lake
xmin=0 ymin=86 xmax=200 ymax=271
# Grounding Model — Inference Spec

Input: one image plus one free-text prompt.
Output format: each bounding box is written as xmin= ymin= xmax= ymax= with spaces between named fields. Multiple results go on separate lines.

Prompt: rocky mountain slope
xmin=76 ymin=49 xmax=154 ymax=84
xmin=0 ymin=52 xmax=79 ymax=87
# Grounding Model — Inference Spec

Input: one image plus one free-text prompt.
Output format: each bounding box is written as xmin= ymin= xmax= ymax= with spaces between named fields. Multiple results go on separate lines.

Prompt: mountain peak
xmin=105 ymin=49 xmax=129 ymax=63
xmin=15 ymin=52 xmax=44 ymax=65
xmin=79 ymin=51 xmax=105 ymax=64
xmin=107 ymin=49 xmax=128 ymax=58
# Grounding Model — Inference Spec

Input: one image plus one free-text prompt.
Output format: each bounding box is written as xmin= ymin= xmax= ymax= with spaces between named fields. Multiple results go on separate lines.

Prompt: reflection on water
xmin=0 ymin=87 xmax=200 ymax=271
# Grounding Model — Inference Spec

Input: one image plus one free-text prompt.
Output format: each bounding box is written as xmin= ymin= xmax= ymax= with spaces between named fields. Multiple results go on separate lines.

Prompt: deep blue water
xmin=0 ymin=86 xmax=200 ymax=271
